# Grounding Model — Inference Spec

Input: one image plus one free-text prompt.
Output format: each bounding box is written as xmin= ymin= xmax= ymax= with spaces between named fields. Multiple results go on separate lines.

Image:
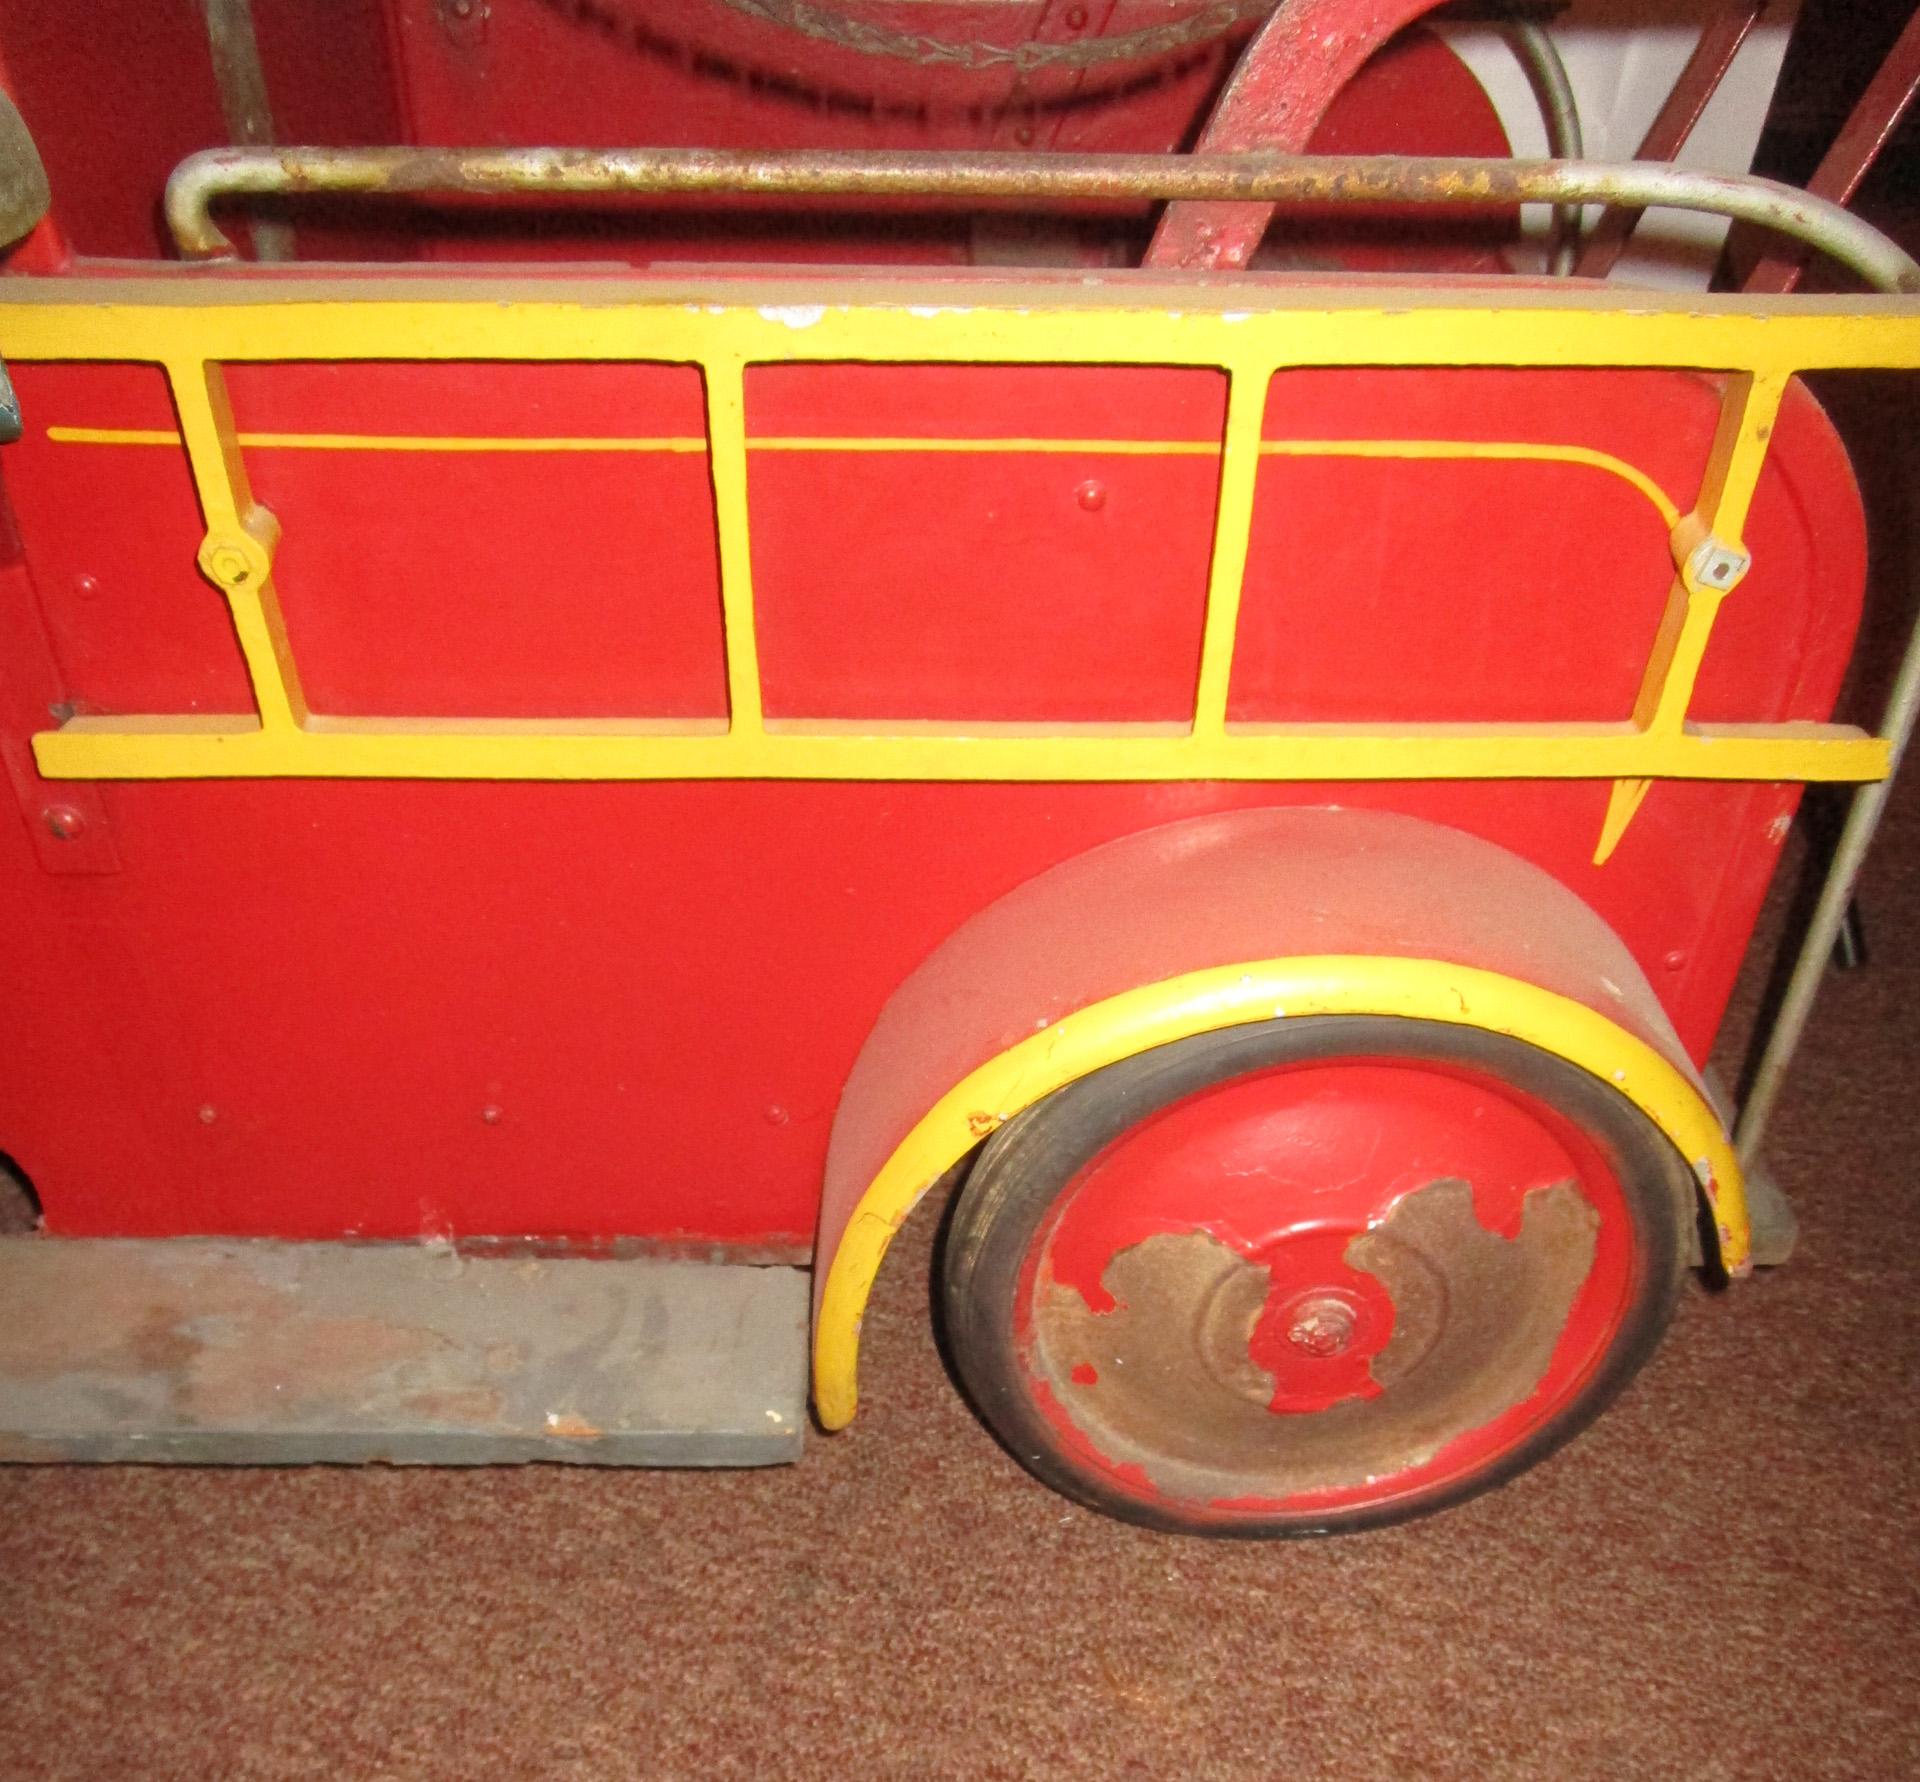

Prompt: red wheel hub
xmin=1013 ymin=1055 xmax=1640 ymax=1518
xmin=1245 ymin=1232 xmax=1396 ymax=1413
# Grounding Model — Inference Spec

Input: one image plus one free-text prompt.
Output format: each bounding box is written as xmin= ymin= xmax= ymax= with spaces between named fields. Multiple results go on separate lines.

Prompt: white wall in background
xmin=1439 ymin=0 xmax=1803 ymax=287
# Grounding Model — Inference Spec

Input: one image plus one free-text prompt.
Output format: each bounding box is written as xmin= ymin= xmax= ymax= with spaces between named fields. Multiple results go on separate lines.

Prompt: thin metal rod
xmin=1503 ymin=21 xmax=1584 ymax=274
xmin=198 ymin=0 xmax=292 ymax=263
xmin=1736 ymin=610 xmax=1920 ymax=1162
xmin=162 ymin=145 xmax=1920 ymax=291
xmin=1735 ymin=11 xmax=1920 ymax=1154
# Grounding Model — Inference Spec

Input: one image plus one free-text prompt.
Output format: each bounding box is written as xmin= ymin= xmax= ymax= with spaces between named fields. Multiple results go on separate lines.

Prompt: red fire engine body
xmin=0 ymin=0 xmax=1915 ymax=1536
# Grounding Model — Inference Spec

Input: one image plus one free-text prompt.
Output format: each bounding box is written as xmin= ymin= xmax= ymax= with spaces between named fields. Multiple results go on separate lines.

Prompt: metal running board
xmin=0 ymin=1239 xmax=808 ymax=1466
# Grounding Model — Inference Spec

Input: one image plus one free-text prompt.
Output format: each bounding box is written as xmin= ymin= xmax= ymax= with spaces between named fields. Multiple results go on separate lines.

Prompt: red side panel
xmin=1235 ymin=369 xmax=1721 ymax=722
xmin=0 ymin=350 xmax=1866 ymax=1245
xmin=226 ymin=362 xmax=729 ymax=720
xmin=2 ymin=365 xmax=252 ymax=715
xmin=747 ymin=364 xmax=1223 ymax=722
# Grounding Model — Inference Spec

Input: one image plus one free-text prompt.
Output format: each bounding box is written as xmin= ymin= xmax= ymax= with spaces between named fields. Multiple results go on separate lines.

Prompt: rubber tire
xmin=940 ymin=1015 xmax=1694 ymax=1538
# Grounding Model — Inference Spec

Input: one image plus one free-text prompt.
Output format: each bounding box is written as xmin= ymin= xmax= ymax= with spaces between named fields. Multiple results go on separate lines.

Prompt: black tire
xmin=941 ymin=1015 xmax=1693 ymax=1538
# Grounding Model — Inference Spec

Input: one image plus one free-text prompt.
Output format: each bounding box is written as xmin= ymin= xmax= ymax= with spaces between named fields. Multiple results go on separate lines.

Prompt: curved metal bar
xmin=1504 ymin=21 xmax=1584 ymax=274
xmin=163 ymin=145 xmax=1920 ymax=292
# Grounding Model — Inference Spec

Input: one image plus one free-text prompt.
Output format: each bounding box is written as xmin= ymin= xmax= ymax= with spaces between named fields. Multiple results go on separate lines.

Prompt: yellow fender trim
xmin=813 ymin=954 xmax=1745 ymax=1429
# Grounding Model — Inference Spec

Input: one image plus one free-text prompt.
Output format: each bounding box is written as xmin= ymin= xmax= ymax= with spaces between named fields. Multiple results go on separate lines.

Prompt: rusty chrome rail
xmin=163 ymin=145 xmax=1920 ymax=292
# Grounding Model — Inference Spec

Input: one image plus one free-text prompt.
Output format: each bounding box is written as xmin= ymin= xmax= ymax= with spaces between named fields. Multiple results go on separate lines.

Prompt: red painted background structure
xmin=0 ymin=1 xmax=1874 ymax=1263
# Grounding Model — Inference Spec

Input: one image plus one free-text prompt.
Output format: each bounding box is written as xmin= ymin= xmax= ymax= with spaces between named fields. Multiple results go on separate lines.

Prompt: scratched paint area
xmin=1029 ymin=1178 xmax=1599 ymax=1504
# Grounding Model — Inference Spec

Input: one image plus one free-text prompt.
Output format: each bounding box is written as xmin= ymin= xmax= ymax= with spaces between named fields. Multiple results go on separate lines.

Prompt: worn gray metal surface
xmin=0 ymin=1239 xmax=808 ymax=1465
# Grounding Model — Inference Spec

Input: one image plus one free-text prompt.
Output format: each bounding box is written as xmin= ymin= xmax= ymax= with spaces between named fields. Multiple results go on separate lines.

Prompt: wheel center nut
xmin=1286 ymin=1296 xmax=1358 ymax=1358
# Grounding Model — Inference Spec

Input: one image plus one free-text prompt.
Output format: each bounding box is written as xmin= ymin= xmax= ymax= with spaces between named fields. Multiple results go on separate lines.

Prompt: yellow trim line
xmin=44 ymin=426 xmax=1681 ymax=527
xmin=811 ymin=955 xmax=1749 ymax=1429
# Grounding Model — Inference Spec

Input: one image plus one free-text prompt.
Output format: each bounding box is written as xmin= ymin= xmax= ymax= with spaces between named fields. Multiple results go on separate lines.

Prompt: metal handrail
xmin=163 ymin=145 xmax=1920 ymax=293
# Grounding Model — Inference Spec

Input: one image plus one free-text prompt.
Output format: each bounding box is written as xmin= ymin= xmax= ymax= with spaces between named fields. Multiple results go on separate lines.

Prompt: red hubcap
xmin=1013 ymin=1056 xmax=1639 ymax=1519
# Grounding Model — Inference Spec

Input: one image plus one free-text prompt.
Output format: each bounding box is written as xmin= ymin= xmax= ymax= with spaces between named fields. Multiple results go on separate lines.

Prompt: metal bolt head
xmin=1687 ymin=537 xmax=1751 ymax=592
xmin=205 ymin=544 xmax=253 ymax=585
xmin=481 ymin=1103 xmax=503 ymax=1125
xmin=1285 ymin=1296 xmax=1357 ymax=1358
xmin=74 ymin=573 xmax=100 ymax=601
xmin=41 ymin=804 xmax=84 ymax=841
xmin=1064 ymin=4 xmax=1089 ymax=27
xmin=1076 ymin=478 xmax=1107 ymax=512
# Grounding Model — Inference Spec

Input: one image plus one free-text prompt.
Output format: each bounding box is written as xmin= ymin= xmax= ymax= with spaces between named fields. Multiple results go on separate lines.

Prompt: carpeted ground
xmin=5 ymin=411 xmax=1920 ymax=1781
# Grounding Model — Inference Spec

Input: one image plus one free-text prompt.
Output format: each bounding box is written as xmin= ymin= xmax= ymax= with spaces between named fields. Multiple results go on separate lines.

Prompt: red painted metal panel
xmin=747 ymin=363 xmax=1223 ymax=721
xmin=4 ymin=364 xmax=255 ymax=715
xmin=1235 ymin=368 xmax=1720 ymax=723
xmin=1692 ymin=381 xmax=1867 ymax=727
xmin=0 ymin=484 xmax=120 ymax=876
xmin=0 ymin=350 xmax=1866 ymax=1246
xmin=0 ymin=776 xmax=1835 ymax=1247
xmin=226 ymin=362 xmax=729 ymax=719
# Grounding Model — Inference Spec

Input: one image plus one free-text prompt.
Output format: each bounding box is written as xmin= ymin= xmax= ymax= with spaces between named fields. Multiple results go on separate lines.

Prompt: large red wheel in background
xmin=941 ymin=1016 xmax=1692 ymax=1536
